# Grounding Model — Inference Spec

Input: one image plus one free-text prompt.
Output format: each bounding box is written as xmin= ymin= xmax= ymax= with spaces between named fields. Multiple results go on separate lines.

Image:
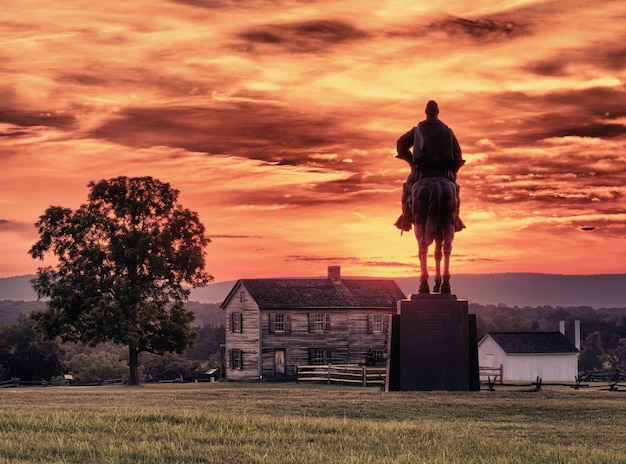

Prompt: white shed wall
xmin=478 ymin=335 xmax=579 ymax=382
xmin=504 ymin=353 xmax=579 ymax=382
xmin=478 ymin=337 xmax=507 ymax=369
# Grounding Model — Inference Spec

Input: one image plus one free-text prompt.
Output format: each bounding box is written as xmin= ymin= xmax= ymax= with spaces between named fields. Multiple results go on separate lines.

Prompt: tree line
xmin=0 ymin=307 xmax=225 ymax=384
xmin=3 ymin=299 xmax=626 ymax=382
xmin=472 ymin=303 xmax=626 ymax=372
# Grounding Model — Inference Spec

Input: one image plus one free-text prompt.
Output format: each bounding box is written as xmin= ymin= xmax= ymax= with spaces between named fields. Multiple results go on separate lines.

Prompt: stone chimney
xmin=328 ymin=266 xmax=341 ymax=282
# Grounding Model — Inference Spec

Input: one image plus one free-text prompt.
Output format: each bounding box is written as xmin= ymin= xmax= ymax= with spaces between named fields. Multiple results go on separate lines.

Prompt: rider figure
xmin=394 ymin=100 xmax=465 ymax=232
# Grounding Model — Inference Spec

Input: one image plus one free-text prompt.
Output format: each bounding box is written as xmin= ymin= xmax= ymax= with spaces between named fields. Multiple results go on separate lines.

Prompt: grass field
xmin=1 ymin=383 xmax=626 ymax=463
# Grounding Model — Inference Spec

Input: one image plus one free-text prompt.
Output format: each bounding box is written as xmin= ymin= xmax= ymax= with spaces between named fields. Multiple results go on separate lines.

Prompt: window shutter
xmin=269 ymin=313 xmax=276 ymax=334
xmin=367 ymin=314 xmax=374 ymax=334
xmin=285 ymin=314 xmax=292 ymax=334
xmin=308 ymin=313 xmax=314 ymax=332
xmin=324 ymin=313 xmax=331 ymax=332
xmin=229 ymin=313 xmax=234 ymax=332
xmin=308 ymin=349 xmax=313 ymax=365
xmin=238 ymin=312 xmax=243 ymax=332
xmin=238 ymin=350 xmax=243 ymax=369
xmin=325 ymin=350 xmax=331 ymax=364
xmin=383 ymin=314 xmax=389 ymax=333
xmin=229 ymin=349 xmax=235 ymax=369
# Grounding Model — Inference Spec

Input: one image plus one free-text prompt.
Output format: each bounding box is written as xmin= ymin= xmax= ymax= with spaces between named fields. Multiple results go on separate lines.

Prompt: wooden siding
xmin=260 ymin=308 xmax=392 ymax=379
xmin=224 ymin=284 xmax=261 ymax=381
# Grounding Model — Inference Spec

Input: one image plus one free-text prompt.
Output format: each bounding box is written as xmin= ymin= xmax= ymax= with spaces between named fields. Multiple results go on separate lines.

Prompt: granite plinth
xmin=387 ymin=294 xmax=478 ymax=391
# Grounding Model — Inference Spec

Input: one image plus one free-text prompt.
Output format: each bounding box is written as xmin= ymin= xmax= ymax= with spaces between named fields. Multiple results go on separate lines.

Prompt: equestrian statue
xmin=395 ymin=100 xmax=465 ymax=295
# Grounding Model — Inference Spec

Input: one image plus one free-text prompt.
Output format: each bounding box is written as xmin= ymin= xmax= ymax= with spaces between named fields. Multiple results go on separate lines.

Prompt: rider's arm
xmin=450 ymin=130 xmax=465 ymax=174
xmin=396 ymin=128 xmax=415 ymax=165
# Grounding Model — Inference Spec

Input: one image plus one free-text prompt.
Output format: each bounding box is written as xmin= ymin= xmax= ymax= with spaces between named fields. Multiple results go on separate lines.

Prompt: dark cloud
xmin=209 ymin=234 xmax=263 ymax=238
xmin=0 ymin=128 xmax=29 ymax=138
xmin=513 ymin=215 xmax=626 ymax=240
xmin=362 ymin=260 xmax=416 ymax=269
xmin=456 ymin=256 xmax=504 ymax=264
xmin=0 ymin=109 xmax=76 ymax=129
xmin=59 ymin=74 xmax=109 ymax=86
xmin=431 ymin=17 xmax=528 ymax=41
xmin=527 ymin=44 xmax=626 ymax=77
xmin=526 ymin=59 xmax=569 ymax=77
xmin=0 ymin=219 xmax=32 ymax=232
xmin=602 ymin=46 xmax=626 ymax=72
xmin=216 ymin=170 xmax=398 ymax=209
xmin=286 ymin=255 xmax=362 ymax=263
xmin=87 ymin=101 xmax=380 ymax=166
xmin=236 ymin=20 xmax=368 ymax=53
xmin=168 ymin=0 xmax=281 ymax=9
xmin=545 ymin=123 xmax=626 ymax=139
xmin=526 ymin=51 xmax=590 ymax=79
xmin=461 ymin=87 xmax=626 ymax=148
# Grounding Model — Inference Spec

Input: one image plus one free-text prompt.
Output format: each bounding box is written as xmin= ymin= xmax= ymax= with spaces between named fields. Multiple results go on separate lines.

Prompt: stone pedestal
xmin=386 ymin=294 xmax=479 ymax=391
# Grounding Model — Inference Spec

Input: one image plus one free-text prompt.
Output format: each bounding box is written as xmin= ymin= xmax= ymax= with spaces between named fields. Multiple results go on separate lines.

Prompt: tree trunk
xmin=128 ymin=344 xmax=140 ymax=385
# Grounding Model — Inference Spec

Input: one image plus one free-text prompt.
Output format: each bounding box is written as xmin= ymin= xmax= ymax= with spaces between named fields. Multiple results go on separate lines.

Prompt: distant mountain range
xmin=3 ymin=273 xmax=625 ymax=309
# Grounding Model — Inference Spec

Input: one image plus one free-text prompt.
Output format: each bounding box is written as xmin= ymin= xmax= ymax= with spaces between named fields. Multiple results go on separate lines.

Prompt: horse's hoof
xmin=418 ymin=282 xmax=430 ymax=294
xmin=441 ymin=282 xmax=451 ymax=294
xmin=433 ymin=280 xmax=442 ymax=293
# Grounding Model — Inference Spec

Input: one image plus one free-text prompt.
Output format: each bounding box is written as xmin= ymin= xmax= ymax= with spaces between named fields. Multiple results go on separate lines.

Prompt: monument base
xmin=386 ymin=294 xmax=479 ymax=391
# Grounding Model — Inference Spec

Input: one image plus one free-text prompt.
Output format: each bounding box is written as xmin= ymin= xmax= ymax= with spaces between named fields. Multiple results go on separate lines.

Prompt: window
xmin=230 ymin=312 xmax=242 ymax=333
xmin=239 ymin=291 xmax=245 ymax=302
xmin=309 ymin=313 xmax=330 ymax=332
xmin=230 ymin=349 xmax=243 ymax=369
xmin=373 ymin=348 xmax=385 ymax=361
xmin=368 ymin=313 xmax=388 ymax=334
xmin=275 ymin=314 xmax=285 ymax=332
xmin=269 ymin=313 xmax=291 ymax=334
xmin=309 ymin=348 xmax=328 ymax=365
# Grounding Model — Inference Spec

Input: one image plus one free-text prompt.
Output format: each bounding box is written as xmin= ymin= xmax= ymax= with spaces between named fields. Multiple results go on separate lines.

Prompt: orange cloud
xmin=2 ymin=0 xmax=626 ymax=281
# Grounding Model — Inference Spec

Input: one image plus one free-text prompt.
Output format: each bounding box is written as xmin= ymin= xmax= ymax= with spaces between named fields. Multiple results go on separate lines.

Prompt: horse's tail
xmin=425 ymin=180 xmax=442 ymax=245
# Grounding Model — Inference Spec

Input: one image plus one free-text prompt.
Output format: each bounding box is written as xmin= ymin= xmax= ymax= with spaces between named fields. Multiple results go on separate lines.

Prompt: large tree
xmin=29 ymin=176 xmax=212 ymax=384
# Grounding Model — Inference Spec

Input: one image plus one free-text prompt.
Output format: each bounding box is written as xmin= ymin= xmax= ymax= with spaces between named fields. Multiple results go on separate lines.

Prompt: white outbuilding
xmin=478 ymin=331 xmax=580 ymax=383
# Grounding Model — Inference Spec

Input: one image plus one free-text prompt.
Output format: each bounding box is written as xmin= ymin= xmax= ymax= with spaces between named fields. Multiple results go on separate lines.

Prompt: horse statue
xmin=410 ymin=175 xmax=458 ymax=295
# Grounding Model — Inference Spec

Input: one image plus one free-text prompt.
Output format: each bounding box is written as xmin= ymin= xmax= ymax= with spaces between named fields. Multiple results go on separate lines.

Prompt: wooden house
xmin=478 ymin=332 xmax=580 ymax=382
xmin=220 ymin=266 xmax=405 ymax=381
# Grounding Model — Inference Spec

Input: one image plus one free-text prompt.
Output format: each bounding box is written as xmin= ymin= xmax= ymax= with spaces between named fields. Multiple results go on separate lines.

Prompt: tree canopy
xmin=29 ymin=176 xmax=213 ymax=384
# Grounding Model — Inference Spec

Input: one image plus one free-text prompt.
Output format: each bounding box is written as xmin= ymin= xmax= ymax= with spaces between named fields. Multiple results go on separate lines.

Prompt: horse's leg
xmin=433 ymin=237 xmax=443 ymax=293
xmin=417 ymin=237 xmax=429 ymax=294
xmin=440 ymin=225 xmax=454 ymax=294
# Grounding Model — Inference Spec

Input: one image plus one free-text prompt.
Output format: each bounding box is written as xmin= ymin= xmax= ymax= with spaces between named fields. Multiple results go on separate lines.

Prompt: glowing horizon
xmin=2 ymin=0 xmax=626 ymax=282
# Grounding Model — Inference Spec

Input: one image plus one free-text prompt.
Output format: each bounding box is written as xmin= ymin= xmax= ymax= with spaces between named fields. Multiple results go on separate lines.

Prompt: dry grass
xmin=1 ymin=383 xmax=625 ymax=463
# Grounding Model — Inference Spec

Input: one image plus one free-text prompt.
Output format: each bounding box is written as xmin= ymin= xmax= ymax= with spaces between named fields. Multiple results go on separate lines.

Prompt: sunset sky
xmin=2 ymin=0 xmax=626 ymax=283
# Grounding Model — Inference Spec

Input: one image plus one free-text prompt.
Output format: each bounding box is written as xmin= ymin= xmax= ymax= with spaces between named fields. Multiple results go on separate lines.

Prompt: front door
xmin=274 ymin=349 xmax=286 ymax=377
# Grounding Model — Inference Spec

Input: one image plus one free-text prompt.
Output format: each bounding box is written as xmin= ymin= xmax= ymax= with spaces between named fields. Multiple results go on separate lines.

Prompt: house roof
xmin=221 ymin=278 xmax=406 ymax=309
xmin=482 ymin=332 xmax=579 ymax=354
